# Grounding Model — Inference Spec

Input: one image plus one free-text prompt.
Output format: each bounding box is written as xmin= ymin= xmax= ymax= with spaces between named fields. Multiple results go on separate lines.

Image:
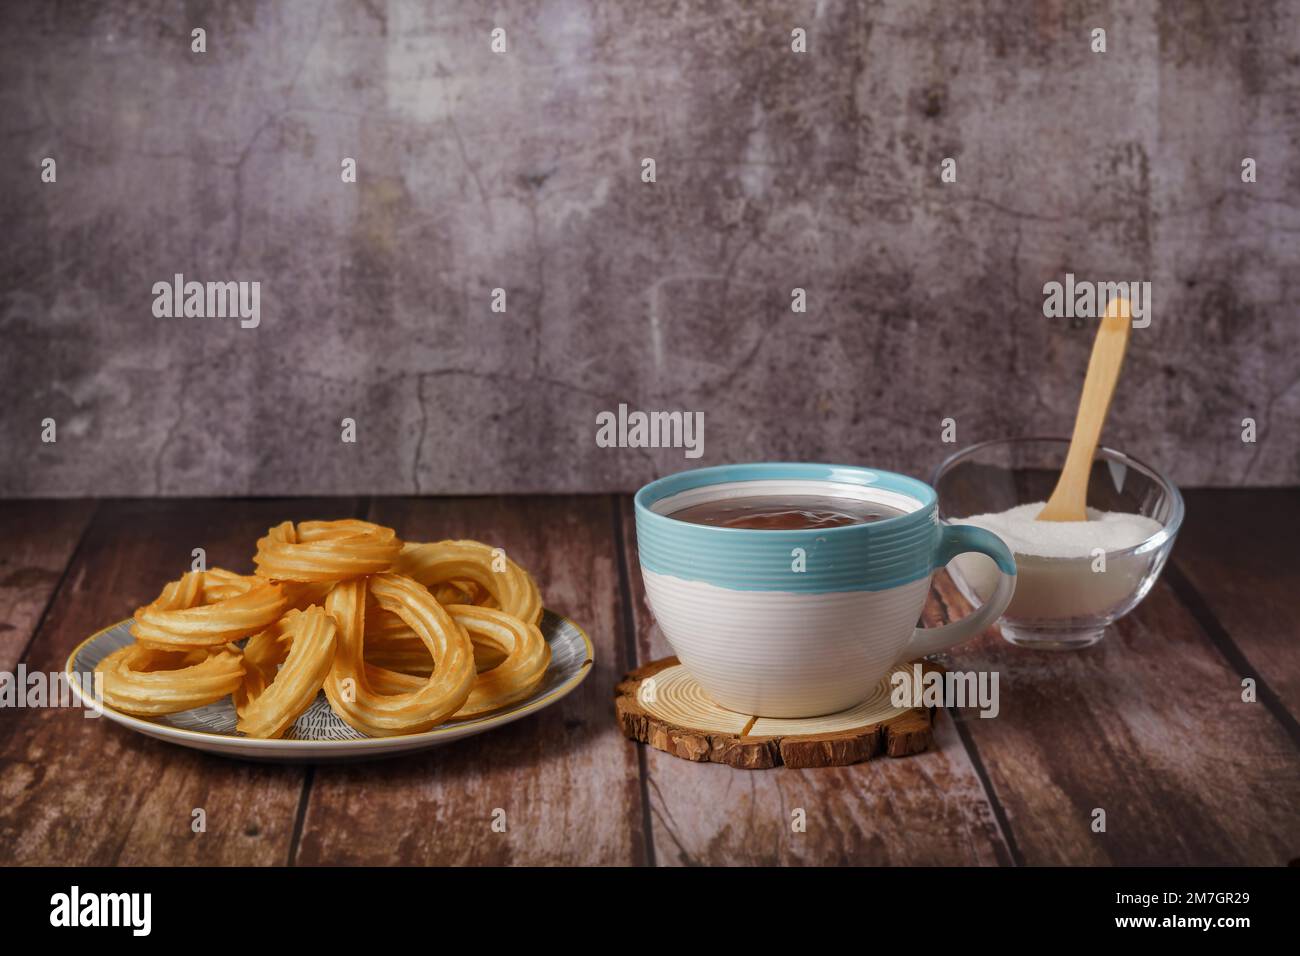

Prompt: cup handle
xmin=898 ymin=524 xmax=1017 ymax=660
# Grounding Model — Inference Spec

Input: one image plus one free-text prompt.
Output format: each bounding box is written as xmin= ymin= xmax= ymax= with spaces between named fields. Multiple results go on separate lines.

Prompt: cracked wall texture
xmin=1 ymin=0 xmax=1297 ymax=497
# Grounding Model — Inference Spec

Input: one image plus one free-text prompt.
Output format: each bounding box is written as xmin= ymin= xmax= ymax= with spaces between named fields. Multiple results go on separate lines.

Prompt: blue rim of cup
xmin=633 ymin=462 xmax=952 ymax=593
xmin=634 ymin=462 xmax=937 ymax=536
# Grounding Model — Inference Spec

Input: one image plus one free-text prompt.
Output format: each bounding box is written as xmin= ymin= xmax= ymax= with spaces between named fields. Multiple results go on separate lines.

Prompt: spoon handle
xmin=1038 ymin=298 xmax=1133 ymax=522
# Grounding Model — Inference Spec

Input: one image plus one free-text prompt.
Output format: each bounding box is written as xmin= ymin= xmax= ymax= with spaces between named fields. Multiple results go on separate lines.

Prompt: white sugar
xmin=951 ymin=502 xmax=1168 ymax=621
xmin=959 ymin=502 xmax=1163 ymax=558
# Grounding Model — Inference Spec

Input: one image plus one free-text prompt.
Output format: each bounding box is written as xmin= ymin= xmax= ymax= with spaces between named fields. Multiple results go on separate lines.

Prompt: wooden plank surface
xmin=933 ymin=570 xmax=1300 ymax=866
xmin=1168 ymin=488 xmax=1300 ymax=726
xmin=618 ymin=499 xmax=1013 ymax=866
xmin=2 ymin=491 xmax=1296 ymax=866
xmin=293 ymin=496 xmax=647 ymax=866
xmin=0 ymin=500 xmax=96 ymax=672
xmin=0 ymin=498 xmax=360 ymax=865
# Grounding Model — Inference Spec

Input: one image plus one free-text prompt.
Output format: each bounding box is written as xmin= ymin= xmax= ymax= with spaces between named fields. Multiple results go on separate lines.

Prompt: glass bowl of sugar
xmin=931 ymin=437 xmax=1183 ymax=650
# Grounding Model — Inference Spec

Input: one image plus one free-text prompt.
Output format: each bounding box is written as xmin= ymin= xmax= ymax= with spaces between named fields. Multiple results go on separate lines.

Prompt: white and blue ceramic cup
xmin=634 ymin=463 xmax=1017 ymax=717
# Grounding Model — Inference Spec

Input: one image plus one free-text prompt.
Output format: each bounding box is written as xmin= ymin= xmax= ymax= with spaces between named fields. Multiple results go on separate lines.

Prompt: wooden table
xmin=1 ymin=491 xmax=1297 ymax=866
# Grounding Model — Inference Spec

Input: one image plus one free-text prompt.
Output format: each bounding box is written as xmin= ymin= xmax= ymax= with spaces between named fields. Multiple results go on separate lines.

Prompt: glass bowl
xmin=931 ymin=437 xmax=1184 ymax=650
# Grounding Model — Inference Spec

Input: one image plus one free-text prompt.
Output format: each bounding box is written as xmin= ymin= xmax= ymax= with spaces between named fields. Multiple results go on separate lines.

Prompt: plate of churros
xmin=64 ymin=519 xmax=594 ymax=760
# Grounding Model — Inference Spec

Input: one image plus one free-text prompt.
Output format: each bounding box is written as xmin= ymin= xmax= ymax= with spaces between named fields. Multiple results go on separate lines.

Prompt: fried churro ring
xmin=324 ymin=574 xmax=475 ymax=737
xmin=432 ymin=580 xmax=480 ymax=605
xmin=364 ymin=575 xmax=509 ymax=673
xmin=360 ymin=602 xmax=431 ymax=671
xmin=447 ymin=605 xmax=550 ymax=717
xmin=254 ymin=519 xmax=402 ymax=582
xmin=360 ymin=663 xmax=423 ymax=696
xmin=395 ymin=540 xmax=543 ymax=626
xmin=201 ymin=568 xmax=260 ymax=600
xmin=234 ymin=606 xmax=337 ymax=739
xmin=362 ymin=627 xmax=433 ymax=673
xmin=363 ymin=606 xmax=549 ymax=717
xmin=96 ymin=521 xmax=551 ymax=736
xmin=96 ymin=643 xmax=245 ymax=716
xmin=363 ymin=626 xmax=508 ymax=675
xmin=131 ymin=569 xmax=289 ymax=648
xmin=364 ymin=605 xmax=412 ymax=640
xmin=281 ymin=580 xmax=337 ymax=611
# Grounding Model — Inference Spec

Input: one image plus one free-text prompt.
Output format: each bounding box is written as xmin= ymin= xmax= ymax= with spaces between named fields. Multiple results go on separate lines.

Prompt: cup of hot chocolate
xmin=634 ymin=463 xmax=1017 ymax=717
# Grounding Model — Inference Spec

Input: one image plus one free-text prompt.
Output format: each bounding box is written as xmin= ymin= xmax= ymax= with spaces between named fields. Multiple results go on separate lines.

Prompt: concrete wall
xmin=2 ymin=0 xmax=1297 ymax=496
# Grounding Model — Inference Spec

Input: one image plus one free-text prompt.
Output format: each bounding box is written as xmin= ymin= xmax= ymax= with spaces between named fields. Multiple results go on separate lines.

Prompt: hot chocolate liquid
xmin=668 ymin=495 xmax=905 ymax=531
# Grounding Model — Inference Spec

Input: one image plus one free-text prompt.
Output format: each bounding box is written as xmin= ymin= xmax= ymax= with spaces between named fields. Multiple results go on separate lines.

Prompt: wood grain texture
xmin=0 ymin=500 xmax=96 ymax=672
xmin=1169 ymin=488 xmax=1300 ymax=723
xmin=292 ymin=496 xmax=646 ymax=866
xmin=618 ymin=498 xmax=1012 ymax=866
xmin=616 ymin=657 xmax=938 ymax=769
xmin=934 ymin=570 xmax=1300 ymax=866
xmin=0 ymin=498 xmax=361 ymax=865
xmin=4 ymin=491 xmax=1296 ymax=867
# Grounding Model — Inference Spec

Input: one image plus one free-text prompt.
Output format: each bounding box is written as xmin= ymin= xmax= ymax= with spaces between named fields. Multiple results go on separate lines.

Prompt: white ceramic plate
xmin=65 ymin=610 xmax=594 ymax=761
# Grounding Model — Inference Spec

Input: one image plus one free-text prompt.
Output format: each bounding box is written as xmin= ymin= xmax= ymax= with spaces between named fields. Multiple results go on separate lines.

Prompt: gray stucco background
xmin=2 ymin=0 xmax=1297 ymax=497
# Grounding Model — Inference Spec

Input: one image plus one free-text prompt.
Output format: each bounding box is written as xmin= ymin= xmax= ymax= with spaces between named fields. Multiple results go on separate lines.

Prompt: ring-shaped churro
xmin=254 ymin=519 xmax=402 ymax=582
xmin=364 ymin=576 xmax=508 ymax=674
xmin=447 ymin=605 xmax=550 ymax=717
xmin=98 ymin=523 xmax=550 ymax=738
xmin=96 ymin=643 xmax=245 ymax=716
xmin=364 ymin=618 xmax=509 ymax=675
xmin=362 ymin=605 xmax=549 ymax=717
xmin=234 ymin=606 xmax=338 ymax=739
xmin=434 ymin=580 xmax=482 ymax=606
xmin=200 ymin=568 xmax=261 ymax=600
xmin=395 ymin=540 xmax=543 ymax=626
xmin=324 ymin=574 xmax=475 ymax=737
xmin=132 ymin=569 xmax=289 ymax=648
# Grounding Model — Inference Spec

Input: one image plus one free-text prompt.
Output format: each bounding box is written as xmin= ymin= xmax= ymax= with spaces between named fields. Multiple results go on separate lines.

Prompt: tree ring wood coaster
xmin=615 ymin=657 xmax=942 ymax=770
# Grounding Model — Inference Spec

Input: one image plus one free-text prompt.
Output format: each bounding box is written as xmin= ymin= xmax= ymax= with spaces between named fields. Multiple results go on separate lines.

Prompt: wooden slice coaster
xmin=615 ymin=657 xmax=941 ymax=770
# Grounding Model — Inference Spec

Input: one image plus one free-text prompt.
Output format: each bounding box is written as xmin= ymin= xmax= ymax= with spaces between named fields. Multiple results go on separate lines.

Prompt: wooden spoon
xmin=1038 ymin=297 xmax=1133 ymax=522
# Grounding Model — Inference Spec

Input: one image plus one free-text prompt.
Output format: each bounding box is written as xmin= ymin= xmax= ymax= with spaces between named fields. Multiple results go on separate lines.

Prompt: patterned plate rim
xmin=64 ymin=611 xmax=595 ymax=750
